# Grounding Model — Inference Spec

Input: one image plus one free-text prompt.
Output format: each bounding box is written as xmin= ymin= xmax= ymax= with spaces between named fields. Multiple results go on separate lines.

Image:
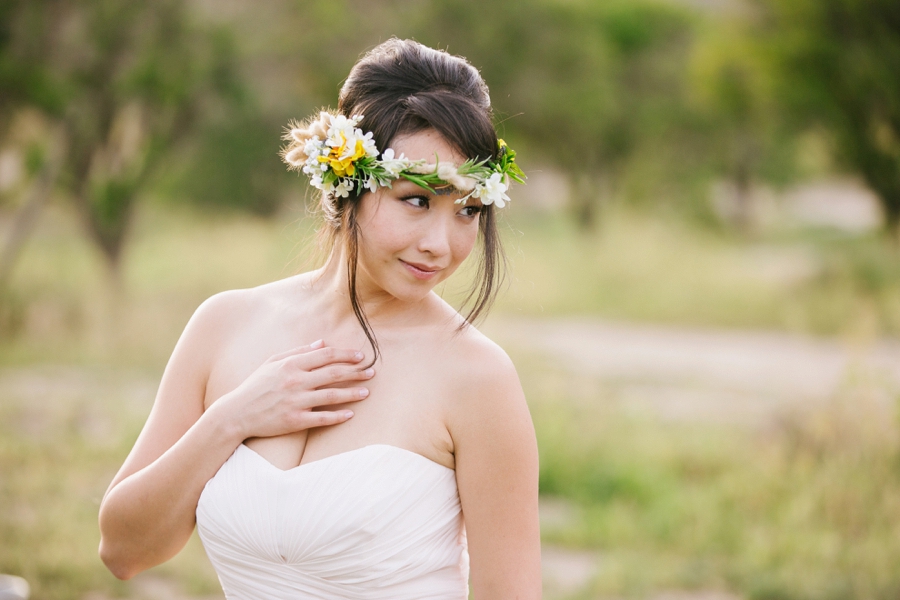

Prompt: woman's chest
xmin=204 ymin=323 xmax=457 ymax=468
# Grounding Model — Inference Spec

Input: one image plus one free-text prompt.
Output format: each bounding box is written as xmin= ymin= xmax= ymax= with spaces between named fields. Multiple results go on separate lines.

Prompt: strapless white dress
xmin=196 ymin=443 xmax=469 ymax=599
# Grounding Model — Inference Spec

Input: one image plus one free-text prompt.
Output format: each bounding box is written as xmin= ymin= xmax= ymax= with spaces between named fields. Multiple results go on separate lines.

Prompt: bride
xmin=98 ymin=38 xmax=541 ymax=599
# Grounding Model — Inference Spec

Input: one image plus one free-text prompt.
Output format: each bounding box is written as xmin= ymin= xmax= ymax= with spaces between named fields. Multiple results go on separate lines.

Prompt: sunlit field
xmin=2 ymin=201 xmax=900 ymax=599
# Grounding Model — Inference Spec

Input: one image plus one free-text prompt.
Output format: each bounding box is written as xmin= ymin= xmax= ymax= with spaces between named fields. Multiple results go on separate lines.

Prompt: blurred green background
xmin=2 ymin=0 xmax=900 ymax=599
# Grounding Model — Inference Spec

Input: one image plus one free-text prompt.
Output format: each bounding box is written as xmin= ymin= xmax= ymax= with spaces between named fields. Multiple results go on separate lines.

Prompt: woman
xmin=98 ymin=39 xmax=541 ymax=599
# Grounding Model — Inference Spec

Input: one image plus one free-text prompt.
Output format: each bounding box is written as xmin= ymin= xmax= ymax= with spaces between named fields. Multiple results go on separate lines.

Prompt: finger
xmin=307 ymin=386 xmax=370 ymax=406
xmin=290 ymin=346 xmax=365 ymax=371
xmin=295 ymin=409 xmax=355 ymax=429
xmin=268 ymin=339 xmax=325 ymax=363
xmin=305 ymin=365 xmax=375 ymax=389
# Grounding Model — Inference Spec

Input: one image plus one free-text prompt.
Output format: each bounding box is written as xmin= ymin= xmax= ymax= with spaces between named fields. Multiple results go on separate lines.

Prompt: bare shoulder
xmin=448 ymin=325 xmax=519 ymax=394
xmin=193 ymin=276 xmax=300 ymax=321
xmin=189 ymin=275 xmax=310 ymax=339
xmin=439 ymin=320 xmax=531 ymax=447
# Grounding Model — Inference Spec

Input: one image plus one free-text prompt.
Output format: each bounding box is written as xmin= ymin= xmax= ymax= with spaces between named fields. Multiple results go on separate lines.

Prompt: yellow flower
xmin=319 ymin=136 xmax=367 ymax=177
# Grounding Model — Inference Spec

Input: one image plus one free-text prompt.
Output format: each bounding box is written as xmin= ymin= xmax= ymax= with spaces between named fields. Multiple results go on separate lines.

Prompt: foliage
xmin=161 ymin=113 xmax=288 ymax=216
xmin=7 ymin=0 xmax=899 ymax=242
xmin=411 ymin=0 xmax=699 ymax=227
xmin=0 ymin=0 xmax=245 ymax=273
xmin=687 ymin=16 xmax=800 ymax=231
xmin=757 ymin=0 xmax=900 ymax=232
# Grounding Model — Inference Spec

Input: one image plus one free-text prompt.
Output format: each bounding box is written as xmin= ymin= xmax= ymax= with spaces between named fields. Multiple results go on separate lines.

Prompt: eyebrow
xmin=396 ymin=180 xmax=481 ymax=206
xmin=432 ymin=185 xmax=457 ymax=196
xmin=396 ymin=180 xmax=455 ymax=197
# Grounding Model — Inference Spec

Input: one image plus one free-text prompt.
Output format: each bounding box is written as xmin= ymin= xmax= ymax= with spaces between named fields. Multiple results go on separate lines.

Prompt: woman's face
xmin=353 ymin=129 xmax=483 ymax=303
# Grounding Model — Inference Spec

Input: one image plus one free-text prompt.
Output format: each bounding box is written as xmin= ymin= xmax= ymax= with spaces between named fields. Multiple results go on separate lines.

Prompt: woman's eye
xmin=402 ymin=195 xmax=429 ymax=208
xmin=460 ymin=205 xmax=482 ymax=218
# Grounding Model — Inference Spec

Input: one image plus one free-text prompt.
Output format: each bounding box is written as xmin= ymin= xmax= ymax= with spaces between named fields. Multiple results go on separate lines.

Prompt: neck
xmin=309 ymin=244 xmax=431 ymax=332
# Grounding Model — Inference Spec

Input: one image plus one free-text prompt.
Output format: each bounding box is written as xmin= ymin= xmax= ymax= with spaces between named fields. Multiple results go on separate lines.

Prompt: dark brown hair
xmin=321 ymin=38 xmax=506 ymax=365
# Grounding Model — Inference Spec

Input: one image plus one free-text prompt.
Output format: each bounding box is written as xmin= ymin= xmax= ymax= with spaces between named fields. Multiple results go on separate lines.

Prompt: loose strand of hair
xmin=459 ymin=207 xmax=506 ymax=330
xmin=346 ymin=209 xmax=380 ymax=369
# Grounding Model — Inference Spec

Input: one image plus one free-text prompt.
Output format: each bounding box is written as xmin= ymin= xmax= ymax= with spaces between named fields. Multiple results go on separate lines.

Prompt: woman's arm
xmin=98 ymin=291 xmax=372 ymax=579
xmin=450 ymin=339 xmax=542 ymax=599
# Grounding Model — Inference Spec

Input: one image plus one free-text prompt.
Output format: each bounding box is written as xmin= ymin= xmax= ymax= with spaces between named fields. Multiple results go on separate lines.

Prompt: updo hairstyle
xmin=318 ymin=38 xmax=506 ymax=364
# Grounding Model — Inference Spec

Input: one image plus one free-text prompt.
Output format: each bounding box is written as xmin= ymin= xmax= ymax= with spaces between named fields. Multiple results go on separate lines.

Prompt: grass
xmin=522 ymin=351 xmax=900 ymax=600
xmin=0 ymin=365 xmax=221 ymax=600
xmin=2 ymin=200 xmax=900 ymax=598
xmin=496 ymin=210 xmax=900 ymax=336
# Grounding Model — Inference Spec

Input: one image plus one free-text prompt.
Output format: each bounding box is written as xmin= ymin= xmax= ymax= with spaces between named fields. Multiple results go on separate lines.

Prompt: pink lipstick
xmin=400 ymin=259 xmax=442 ymax=280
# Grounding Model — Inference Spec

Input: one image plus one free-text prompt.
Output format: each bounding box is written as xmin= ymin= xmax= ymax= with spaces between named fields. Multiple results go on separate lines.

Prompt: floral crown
xmin=281 ymin=112 xmax=524 ymax=208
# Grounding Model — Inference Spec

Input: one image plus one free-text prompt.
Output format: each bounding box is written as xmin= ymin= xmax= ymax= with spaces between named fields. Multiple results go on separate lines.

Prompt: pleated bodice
xmin=196 ymin=443 xmax=469 ymax=599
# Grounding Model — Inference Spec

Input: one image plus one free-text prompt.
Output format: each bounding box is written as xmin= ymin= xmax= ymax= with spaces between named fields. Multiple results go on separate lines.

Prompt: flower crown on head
xmin=281 ymin=111 xmax=525 ymax=208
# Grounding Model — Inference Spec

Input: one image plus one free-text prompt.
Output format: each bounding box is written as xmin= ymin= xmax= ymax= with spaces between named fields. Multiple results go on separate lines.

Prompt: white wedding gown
xmin=196 ymin=443 xmax=469 ymax=599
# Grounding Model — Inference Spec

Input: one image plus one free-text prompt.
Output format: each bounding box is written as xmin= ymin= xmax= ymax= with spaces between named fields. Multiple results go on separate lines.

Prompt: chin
xmin=387 ymin=272 xmax=448 ymax=303
xmin=390 ymin=282 xmax=439 ymax=303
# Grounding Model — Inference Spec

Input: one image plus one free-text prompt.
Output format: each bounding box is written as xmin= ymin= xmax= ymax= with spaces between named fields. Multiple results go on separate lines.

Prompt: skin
xmin=98 ymin=128 xmax=541 ymax=598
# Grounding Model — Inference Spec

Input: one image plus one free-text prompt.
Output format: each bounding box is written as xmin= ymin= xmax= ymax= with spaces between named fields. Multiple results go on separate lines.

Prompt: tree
xmin=0 ymin=0 xmax=243 ymax=278
xmin=759 ymin=0 xmax=900 ymax=234
xmin=688 ymin=18 xmax=797 ymax=232
xmin=410 ymin=0 xmax=697 ymax=228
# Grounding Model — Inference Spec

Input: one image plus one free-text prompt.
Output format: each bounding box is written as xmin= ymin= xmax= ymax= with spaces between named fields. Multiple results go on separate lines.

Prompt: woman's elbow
xmin=98 ymin=539 xmax=141 ymax=580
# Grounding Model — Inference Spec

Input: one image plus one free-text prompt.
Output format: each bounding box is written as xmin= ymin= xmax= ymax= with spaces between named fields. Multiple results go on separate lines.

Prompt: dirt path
xmin=485 ymin=316 xmax=900 ymax=426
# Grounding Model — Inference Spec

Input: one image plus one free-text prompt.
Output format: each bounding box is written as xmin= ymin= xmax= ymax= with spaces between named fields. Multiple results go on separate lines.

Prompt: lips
xmin=400 ymin=259 xmax=443 ymax=280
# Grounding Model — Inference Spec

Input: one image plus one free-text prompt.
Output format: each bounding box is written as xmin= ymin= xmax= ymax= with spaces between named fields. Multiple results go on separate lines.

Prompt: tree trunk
xmin=731 ymin=160 xmax=754 ymax=235
xmin=729 ymin=128 xmax=759 ymax=235
xmin=570 ymin=172 xmax=611 ymax=231
xmin=0 ymin=129 xmax=67 ymax=290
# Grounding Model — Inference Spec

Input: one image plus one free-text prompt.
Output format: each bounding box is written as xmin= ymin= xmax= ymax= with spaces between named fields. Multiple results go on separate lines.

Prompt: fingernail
xmin=359 ymin=388 xmax=369 ymax=398
xmin=343 ymin=410 xmax=354 ymax=419
xmin=311 ymin=339 xmax=324 ymax=349
xmin=364 ymin=368 xmax=374 ymax=377
xmin=355 ymin=351 xmax=364 ymax=360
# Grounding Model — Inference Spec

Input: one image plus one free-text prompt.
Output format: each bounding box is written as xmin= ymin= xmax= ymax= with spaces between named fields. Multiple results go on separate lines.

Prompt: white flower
xmin=365 ymin=176 xmax=378 ymax=193
xmin=334 ymin=179 xmax=355 ymax=198
xmin=379 ymin=148 xmax=412 ymax=177
xmin=329 ymin=114 xmax=356 ymax=134
xmin=303 ymin=136 xmax=323 ymax=158
xmin=472 ymin=172 xmax=510 ymax=208
xmin=326 ymin=115 xmax=359 ymax=151
xmin=361 ymin=131 xmax=379 ymax=158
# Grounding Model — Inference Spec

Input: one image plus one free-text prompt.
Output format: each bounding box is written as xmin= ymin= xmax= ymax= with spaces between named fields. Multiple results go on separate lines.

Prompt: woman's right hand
xmin=209 ymin=339 xmax=374 ymax=441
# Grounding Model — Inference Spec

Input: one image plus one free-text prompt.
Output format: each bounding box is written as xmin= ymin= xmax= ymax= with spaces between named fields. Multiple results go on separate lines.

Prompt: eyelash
xmin=399 ymin=195 xmax=482 ymax=218
xmin=400 ymin=195 xmax=429 ymax=209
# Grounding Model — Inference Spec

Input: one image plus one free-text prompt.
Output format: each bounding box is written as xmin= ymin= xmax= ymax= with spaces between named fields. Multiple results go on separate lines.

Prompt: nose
xmin=417 ymin=211 xmax=452 ymax=258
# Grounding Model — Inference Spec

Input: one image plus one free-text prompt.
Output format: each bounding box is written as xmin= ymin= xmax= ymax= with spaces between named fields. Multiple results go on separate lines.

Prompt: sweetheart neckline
xmin=238 ymin=442 xmax=455 ymax=474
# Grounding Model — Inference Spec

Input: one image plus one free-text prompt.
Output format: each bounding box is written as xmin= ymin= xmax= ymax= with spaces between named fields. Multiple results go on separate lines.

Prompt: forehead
xmin=388 ymin=129 xmax=467 ymax=165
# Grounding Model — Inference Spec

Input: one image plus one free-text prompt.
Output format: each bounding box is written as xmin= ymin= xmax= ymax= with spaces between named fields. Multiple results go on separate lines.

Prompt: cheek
xmin=359 ymin=226 xmax=405 ymax=264
xmin=452 ymin=223 xmax=480 ymax=263
xmin=357 ymin=200 xmax=408 ymax=257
